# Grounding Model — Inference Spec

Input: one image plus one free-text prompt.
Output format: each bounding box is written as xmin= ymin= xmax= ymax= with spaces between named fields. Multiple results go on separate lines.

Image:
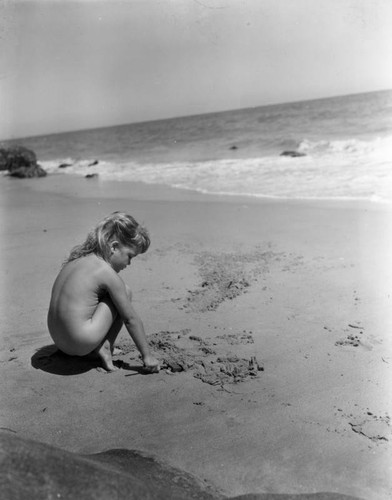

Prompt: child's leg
xmin=90 ymin=286 xmax=132 ymax=372
xmin=94 ymin=314 xmax=123 ymax=372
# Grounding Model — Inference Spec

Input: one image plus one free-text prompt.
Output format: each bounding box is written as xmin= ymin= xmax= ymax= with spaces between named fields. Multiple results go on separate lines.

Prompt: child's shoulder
xmin=65 ymin=254 xmax=115 ymax=279
xmin=85 ymin=255 xmax=124 ymax=285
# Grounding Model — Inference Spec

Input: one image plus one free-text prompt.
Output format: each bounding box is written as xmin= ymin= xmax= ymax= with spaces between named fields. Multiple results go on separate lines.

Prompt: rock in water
xmin=279 ymin=151 xmax=306 ymax=158
xmin=8 ymin=164 xmax=47 ymax=178
xmin=0 ymin=145 xmax=37 ymax=171
xmin=0 ymin=145 xmax=47 ymax=178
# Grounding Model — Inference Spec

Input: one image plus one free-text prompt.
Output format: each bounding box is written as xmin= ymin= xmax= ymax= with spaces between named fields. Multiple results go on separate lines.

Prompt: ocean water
xmin=3 ymin=89 xmax=392 ymax=202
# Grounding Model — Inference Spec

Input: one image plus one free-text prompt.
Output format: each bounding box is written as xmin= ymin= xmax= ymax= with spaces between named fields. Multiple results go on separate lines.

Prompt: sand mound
xmin=117 ymin=330 xmax=263 ymax=387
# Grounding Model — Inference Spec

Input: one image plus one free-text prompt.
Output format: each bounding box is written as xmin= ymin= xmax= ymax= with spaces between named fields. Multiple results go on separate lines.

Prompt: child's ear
xmin=110 ymin=240 xmax=120 ymax=252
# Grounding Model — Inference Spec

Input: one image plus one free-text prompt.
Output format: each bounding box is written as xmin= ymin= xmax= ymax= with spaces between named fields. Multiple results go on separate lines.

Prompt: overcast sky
xmin=1 ymin=0 xmax=391 ymax=140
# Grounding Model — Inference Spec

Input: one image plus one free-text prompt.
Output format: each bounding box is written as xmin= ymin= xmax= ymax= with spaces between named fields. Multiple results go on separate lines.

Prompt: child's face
xmin=109 ymin=243 xmax=139 ymax=273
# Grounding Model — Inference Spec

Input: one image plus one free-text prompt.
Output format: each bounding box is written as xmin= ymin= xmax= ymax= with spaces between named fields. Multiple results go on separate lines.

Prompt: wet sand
xmin=1 ymin=175 xmax=392 ymax=499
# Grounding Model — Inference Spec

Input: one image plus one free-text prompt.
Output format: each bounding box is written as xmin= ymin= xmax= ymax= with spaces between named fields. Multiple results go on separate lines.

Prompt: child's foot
xmin=95 ymin=342 xmax=118 ymax=373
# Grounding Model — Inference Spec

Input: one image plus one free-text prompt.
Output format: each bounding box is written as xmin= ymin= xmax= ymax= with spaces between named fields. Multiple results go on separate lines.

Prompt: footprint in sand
xmin=337 ymin=408 xmax=391 ymax=443
xmin=335 ymin=334 xmax=364 ymax=349
xmin=348 ymin=413 xmax=391 ymax=443
xmin=334 ymin=324 xmax=381 ymax=351
xmin=335 ymin=335 xmax=381 ymax=352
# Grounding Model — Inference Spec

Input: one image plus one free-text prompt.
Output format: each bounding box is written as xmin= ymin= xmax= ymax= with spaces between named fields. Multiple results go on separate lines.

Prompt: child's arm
xmin=122 ymin=303 xmax=160 ymax=371
xmin=103 ymin=268 xmax=160 ymax=372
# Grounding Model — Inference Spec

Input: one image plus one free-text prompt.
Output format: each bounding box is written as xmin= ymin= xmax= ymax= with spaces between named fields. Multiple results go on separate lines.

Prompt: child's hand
xmin=143 ymin=354 xmax=160 ymax=373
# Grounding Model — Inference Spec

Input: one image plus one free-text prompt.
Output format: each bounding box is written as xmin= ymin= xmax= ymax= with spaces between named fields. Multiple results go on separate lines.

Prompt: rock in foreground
xmin=0 ymin=432 xmax=363 ymax=500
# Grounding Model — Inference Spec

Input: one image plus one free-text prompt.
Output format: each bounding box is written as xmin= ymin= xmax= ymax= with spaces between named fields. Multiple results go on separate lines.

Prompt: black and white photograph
xmin=1 ymin=1 xmax=392 ymax=499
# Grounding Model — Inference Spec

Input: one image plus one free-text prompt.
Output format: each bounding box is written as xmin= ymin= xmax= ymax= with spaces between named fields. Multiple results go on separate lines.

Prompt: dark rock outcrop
xmin=0 ymin=432 xmax=220 ymax=500
xmin=0 ymin=432 xmax=364 ymax=500
xmin=8 ymin=164 xmax=47 ymax=178
xmin=280 ymin=151 xmax=306 ymax=158
xmin=0 ymin=145 xmax=37 ymax=171
xmin=0 ymin=145 xmax=47 ymax=178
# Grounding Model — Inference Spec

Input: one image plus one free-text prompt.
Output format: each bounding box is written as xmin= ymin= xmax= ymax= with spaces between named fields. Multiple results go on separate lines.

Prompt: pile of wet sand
xmin=117 ymin=329 xmax=264 ymax=388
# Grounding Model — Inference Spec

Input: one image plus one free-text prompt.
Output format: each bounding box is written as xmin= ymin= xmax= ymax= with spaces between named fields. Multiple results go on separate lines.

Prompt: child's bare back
xmin=47 ymin=212 xmax=159 ymax=373
xmin=48 ymin=254 xmax=117 ymax=354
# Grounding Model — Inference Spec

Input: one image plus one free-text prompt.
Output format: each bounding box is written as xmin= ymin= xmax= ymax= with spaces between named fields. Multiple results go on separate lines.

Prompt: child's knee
xmin=125 ymin=284 xmax=133 ymax=301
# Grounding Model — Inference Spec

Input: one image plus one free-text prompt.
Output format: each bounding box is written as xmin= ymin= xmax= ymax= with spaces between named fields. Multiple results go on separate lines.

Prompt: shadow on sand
xmin=31 ymin=344 xmax=146 ymax=376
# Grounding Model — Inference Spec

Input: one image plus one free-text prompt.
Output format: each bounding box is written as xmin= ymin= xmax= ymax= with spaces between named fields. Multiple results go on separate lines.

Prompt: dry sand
xmin=1 ymin=175 xmax=392 ymax=499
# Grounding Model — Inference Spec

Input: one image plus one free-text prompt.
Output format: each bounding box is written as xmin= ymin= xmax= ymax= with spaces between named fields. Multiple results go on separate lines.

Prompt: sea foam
xmin=40 ymin=133 xmax=392 ymax=203
xmin=5 ymin=89 xmax=392 ymax=203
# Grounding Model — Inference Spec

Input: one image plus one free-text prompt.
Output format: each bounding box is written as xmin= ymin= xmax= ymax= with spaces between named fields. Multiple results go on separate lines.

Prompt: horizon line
xmin=2 ymin=87 xmax=391 ymax=144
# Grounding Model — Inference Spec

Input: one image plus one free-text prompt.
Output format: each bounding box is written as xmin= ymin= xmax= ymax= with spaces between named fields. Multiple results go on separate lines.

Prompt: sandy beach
xmin=1 ymin=174 xmax=392 ymax=499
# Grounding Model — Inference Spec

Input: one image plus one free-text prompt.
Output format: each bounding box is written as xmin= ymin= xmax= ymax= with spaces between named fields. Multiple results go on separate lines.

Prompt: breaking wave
xmin=40 ymin=134 xmax=392 ymax=203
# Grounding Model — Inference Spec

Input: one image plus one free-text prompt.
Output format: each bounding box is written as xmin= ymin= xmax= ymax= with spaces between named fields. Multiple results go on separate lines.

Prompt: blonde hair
xmin=65 ymin=212 xmax=150 ymax=263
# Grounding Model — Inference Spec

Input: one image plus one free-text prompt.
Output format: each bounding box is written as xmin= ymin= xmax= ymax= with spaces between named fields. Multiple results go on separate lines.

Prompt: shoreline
xmin=1 ymin=175 xmax=392 ymax=499
xmin=2 ymin=172 xmax=392 ymax=212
